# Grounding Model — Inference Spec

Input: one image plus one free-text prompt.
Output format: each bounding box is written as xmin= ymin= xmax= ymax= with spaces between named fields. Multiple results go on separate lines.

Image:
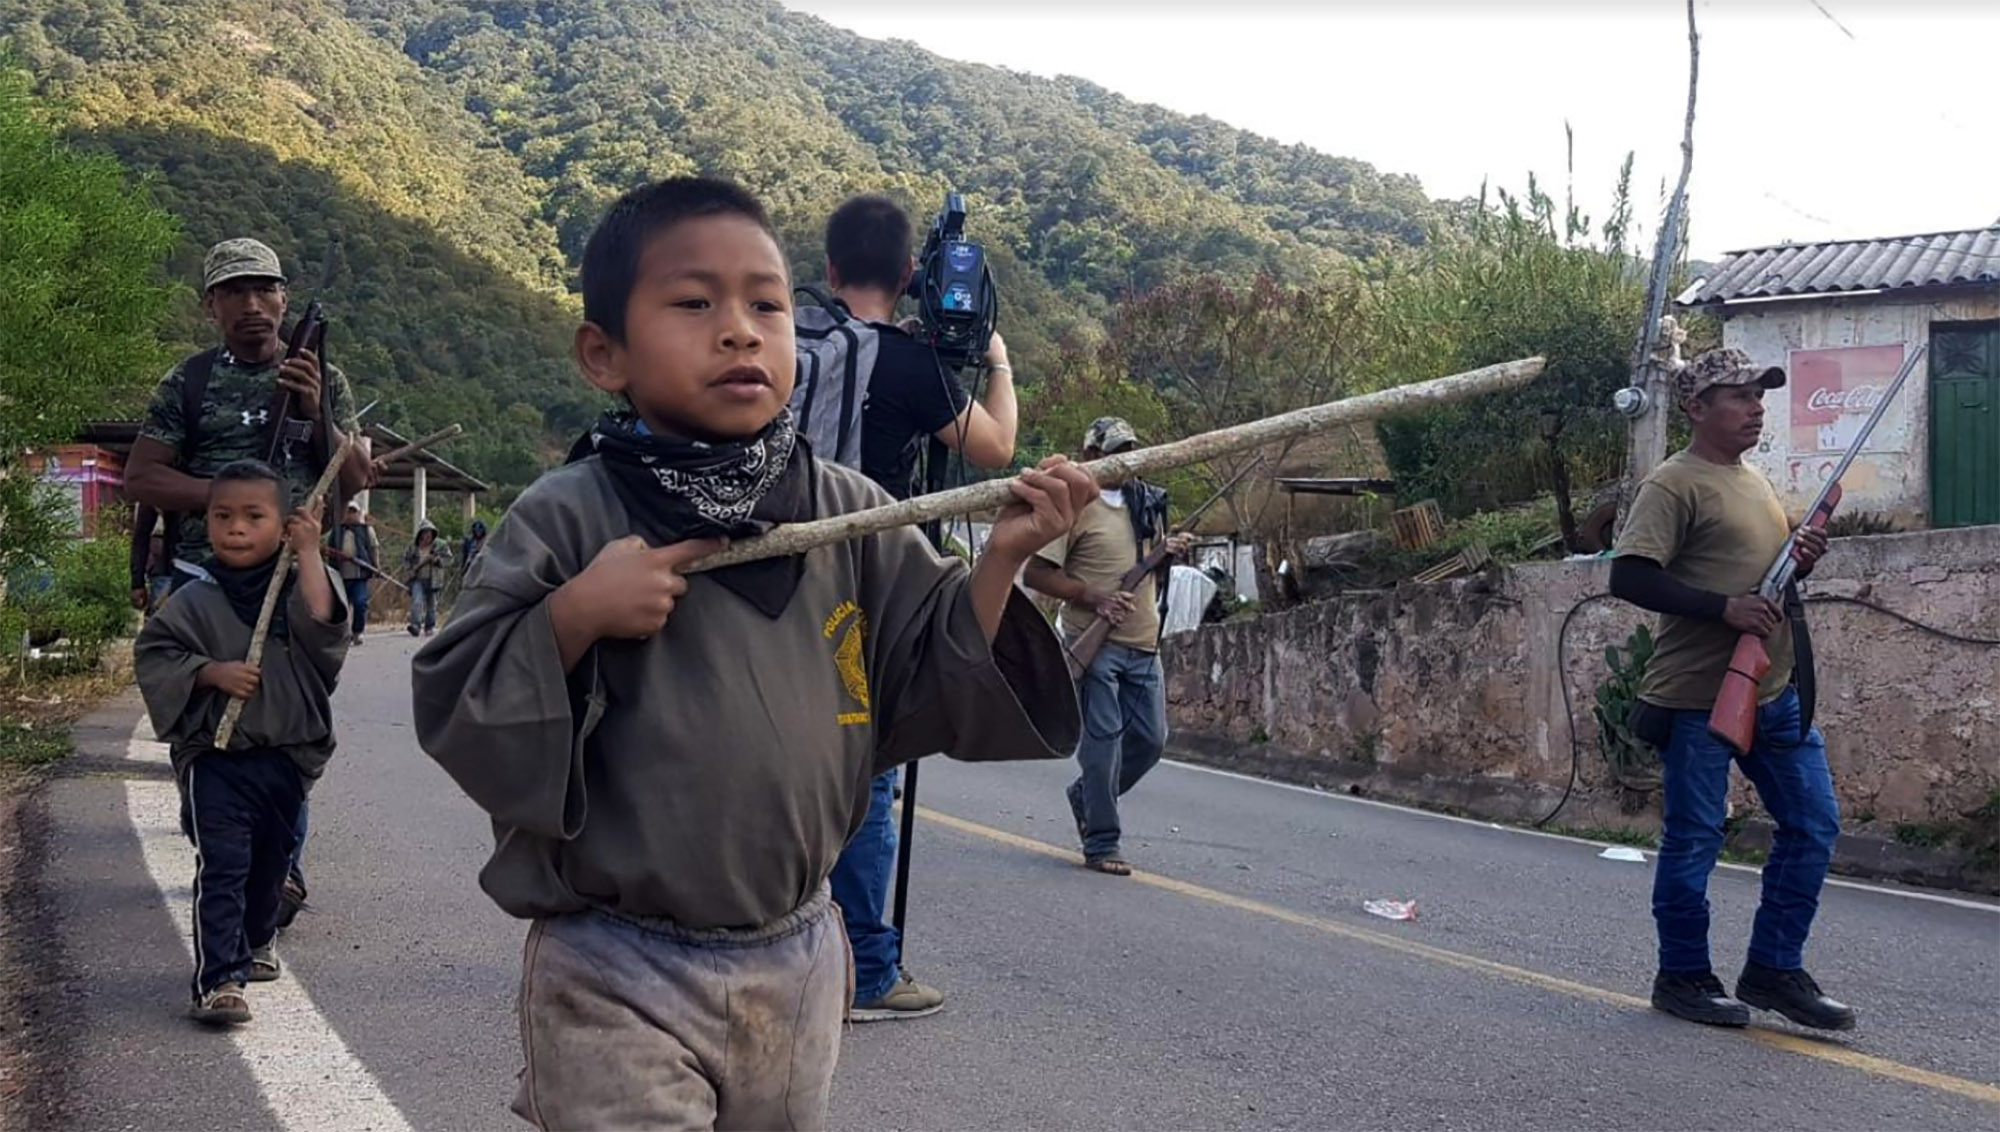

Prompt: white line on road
xmin=1161 ymin=758 xmax=2000 ymax=914
xmin=123 ymin=718 xmax=415 ymax=1132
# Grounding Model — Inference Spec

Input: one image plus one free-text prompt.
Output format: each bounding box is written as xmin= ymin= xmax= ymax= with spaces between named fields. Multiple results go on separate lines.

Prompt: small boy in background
xmin=135 ymin=459 xmax=350 ymax=1025
xmin=412 ymin=177 xmax=1086 ymax=1130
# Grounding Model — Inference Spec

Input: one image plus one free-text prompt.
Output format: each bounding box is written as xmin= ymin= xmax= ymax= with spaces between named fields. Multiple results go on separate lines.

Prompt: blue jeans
xmin=1652 ymin=687 xmax=1840 ymax=974
xmin=829 ymin=770 xmax=900 ymax=1003
xmin=344 ymin=578 xmax=371 ymax=636
xmin=1066 ymin=643 xmax=1166 ymax=861
xmin=408 ymin=579 xmax=437 ymax=632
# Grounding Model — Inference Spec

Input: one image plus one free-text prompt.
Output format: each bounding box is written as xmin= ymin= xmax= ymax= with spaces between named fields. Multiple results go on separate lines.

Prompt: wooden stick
xmin=214 ymin=430 xmax=359 ymax=749
xmin=689 ymin=356 xmax=1545 ymax=573
xmin=370 ymin=423 xmax=463 ymax=468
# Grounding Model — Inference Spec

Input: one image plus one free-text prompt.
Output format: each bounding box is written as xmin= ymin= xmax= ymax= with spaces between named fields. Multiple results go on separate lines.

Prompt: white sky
xmin=783 ymin=0 xmax=1999 ymax=260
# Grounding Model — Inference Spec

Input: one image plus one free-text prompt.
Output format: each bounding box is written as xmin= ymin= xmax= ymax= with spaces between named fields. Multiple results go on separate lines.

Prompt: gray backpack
xmin=790 ymin=287 xmax=881 ymax=470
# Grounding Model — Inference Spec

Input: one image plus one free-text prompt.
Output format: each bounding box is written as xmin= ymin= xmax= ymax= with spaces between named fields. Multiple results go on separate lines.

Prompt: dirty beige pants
xmin=513 ymin=886 xmax=851 ymax=1131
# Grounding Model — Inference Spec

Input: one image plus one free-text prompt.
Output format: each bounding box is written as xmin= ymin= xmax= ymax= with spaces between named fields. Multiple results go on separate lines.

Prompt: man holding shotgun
xmin=1610 ymin=347 xmax=1853 ymax=1032
xmin=1025 ymin=417 xmax=1192 ymax=876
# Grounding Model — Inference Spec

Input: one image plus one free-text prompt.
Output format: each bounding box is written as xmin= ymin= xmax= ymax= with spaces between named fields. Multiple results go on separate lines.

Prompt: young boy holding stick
xmin=135 ymin=459 xmax=350 ymax=1025
xmin=411 ymin=177 xmax=1086 ymax=1130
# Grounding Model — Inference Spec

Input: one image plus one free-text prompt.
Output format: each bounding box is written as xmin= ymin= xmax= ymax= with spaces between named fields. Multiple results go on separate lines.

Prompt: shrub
xmin=0 ymin=535 xmax=135 ymax=678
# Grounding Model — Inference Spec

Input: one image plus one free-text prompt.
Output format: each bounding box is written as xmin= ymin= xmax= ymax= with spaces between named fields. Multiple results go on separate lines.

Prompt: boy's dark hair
xmin=208 ymin=459 xmax=285 ymax=507
xmin=580 ymin=176 xmax=777 ymax=344
xmin=825 ymin=194 xmax=912 ymax=294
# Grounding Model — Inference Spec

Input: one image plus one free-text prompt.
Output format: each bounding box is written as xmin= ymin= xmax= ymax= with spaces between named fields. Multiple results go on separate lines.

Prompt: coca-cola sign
xmin=1804 ymin=384 xmax=1885 ymax=413
xmin=1789 ymin=344 xmax=1909 ymax=454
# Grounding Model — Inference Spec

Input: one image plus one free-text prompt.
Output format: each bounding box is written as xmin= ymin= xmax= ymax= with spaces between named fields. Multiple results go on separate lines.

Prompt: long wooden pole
xmin=214 ymin=428 xmax=359 ymax=749
xmin=689 ymin=356 xmax=1545 ymax=573
xmin=370 ymin=423 xmax=463 ymax=468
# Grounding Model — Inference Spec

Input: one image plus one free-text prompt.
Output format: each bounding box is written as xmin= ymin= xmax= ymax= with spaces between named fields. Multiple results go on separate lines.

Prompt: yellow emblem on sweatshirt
xmin=823 ymin=600 xmax=871 ymax=725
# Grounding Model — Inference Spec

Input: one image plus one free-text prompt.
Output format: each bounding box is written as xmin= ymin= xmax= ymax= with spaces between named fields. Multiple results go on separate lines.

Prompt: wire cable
xmin=1536 ymin=586 xmax=1996 ymax=828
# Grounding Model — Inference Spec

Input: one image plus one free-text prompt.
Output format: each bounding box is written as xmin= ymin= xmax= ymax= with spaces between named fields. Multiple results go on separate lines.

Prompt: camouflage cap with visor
xmin=1083 ymin=416 xmax=1140 ymax=454
xmin=1675 ymin=347 xmax=1785 ymax=407
xmin=202 ymin=238 xmax=287 ymax=292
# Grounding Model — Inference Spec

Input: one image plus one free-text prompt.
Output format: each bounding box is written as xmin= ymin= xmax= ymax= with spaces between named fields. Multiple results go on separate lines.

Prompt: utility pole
xmin=1616 ymin=0 xmax=1701 ymax=514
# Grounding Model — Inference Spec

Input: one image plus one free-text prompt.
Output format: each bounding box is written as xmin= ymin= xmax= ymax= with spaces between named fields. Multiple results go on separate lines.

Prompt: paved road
xmin=11 ymin=632 xmax=1999 ymax=1130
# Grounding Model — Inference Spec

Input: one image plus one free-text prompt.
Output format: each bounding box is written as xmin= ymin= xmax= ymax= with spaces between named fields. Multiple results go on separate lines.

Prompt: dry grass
xmin=0 ymin=648 xmax=133 ymax=791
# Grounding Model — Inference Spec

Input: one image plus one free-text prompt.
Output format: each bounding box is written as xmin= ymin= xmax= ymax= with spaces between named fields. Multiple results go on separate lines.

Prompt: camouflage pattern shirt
xmin=139 ymin=349 xmax=359 ymax=563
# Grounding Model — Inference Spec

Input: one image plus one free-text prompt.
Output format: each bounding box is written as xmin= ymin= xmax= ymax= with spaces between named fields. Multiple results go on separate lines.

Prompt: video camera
xmin=906 ymin=192 xmax=996 ymax=370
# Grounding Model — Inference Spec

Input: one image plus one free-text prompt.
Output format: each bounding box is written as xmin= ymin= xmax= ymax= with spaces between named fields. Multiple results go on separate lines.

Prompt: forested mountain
xmin=3 ymin=0 xmax=1456 ymax=493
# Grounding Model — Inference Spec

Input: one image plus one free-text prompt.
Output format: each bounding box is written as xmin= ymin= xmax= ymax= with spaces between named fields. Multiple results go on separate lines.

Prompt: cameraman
xmin=823 ymin=194 xmax=1018 ymax=1021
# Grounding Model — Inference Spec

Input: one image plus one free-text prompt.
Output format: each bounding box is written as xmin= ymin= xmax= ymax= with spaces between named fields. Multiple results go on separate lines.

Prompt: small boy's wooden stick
xmin=214 ymin=430 xmax=359 ymax=749
xmin=370 ymin=423 xmax=463 ymax=468
xmin=687 ymin=356 xmax=1546 ymax=573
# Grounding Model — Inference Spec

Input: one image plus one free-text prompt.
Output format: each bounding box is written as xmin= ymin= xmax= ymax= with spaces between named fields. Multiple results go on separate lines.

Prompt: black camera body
xmin=907 ymin=192 xmax=996 ymax=370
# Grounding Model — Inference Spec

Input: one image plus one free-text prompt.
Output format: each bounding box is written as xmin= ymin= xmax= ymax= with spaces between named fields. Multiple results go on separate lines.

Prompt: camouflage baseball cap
xmin=1675 ymin=347 xmax=1785 ymax=405
xmin=1084 ymin=416 xmax=1140 ymax=453
xmin=202 ymin=238 xmax=286 ymax=292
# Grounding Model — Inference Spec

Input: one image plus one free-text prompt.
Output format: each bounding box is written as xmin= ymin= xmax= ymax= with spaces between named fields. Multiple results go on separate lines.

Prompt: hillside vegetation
xmin=3 ymin=0 xmax=1454 ymax=494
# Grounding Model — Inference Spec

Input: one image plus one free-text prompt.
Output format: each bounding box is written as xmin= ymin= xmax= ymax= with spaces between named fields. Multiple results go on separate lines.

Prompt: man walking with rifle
xmin=1025 ymin=417 xmax=1191 ymax=875
xmin=1610 ymin=347 xmax=1855 ymax=1033
xmin=125 ymin=237 xmax=373 ymax=928
xmin=126 ymin=238 xmax=372 ymax=582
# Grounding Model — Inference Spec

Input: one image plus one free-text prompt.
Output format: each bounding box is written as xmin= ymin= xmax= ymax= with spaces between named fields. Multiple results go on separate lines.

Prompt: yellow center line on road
xmin=916 ymin=806 xmax=2000 ymax=1107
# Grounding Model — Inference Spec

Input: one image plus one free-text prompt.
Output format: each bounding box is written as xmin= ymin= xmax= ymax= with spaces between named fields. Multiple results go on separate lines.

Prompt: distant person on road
xmin=333 ymin=501 xmax=380 ymax=646
xmin=1024 ymin=417 xmax=1190 ymax=876
xmin=409 ymin=176 xmax=1083 ymax=1130
xmin=1611 ymin=347 xmax=1853 ymax=1033
xmin=402 ymin=520 xmax=451 ymax=637
xmin=459 ymin=518 xmax=488 ymax=576
xmin=819 ymin=193 xmax=1022 ymax=1023
xmin=134 ymin=460 xmax=351 ymax=1027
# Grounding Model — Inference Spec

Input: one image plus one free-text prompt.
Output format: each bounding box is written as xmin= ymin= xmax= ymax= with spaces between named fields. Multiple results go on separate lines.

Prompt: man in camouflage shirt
xmin=125 ymin=238 xmax=373 ymax=582
xmin=124 ymin=238 xmax=374 ymax=924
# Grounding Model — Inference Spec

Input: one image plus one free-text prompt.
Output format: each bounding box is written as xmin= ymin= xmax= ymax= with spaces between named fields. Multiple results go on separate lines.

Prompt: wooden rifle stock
xmin=1060 ymin=459 xmax=1263 ymax=679
xmin=1702 ymin=342 xmax=1924 ymax=753
xmin=1063 ymin=541 xmax=1174 ymax=679
xmin=1705 ymin=484 xmax=1841 ymax=753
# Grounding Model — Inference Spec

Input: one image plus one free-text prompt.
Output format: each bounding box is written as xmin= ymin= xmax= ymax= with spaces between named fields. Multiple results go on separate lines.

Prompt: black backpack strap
xmin=1785 ymin=581 xmax=1816 ymax=737
xmin=159 ymin=348 xmax=220 ymax=565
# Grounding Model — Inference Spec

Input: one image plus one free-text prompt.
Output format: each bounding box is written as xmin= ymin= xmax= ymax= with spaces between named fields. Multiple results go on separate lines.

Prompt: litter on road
xmin=1363 ymin=899 xmax=1419 ymax=921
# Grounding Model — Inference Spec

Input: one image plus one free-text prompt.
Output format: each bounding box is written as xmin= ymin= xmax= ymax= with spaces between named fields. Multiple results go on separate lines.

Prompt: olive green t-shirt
xmin=1034 ymin=494 xmax=1162 ymax=653
xmin=1614 ymin=450 xmax=1794 ymax=710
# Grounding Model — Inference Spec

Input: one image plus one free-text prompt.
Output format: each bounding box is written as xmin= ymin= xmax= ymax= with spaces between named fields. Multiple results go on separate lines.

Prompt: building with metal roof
xmin=1678 ymin=228 xmax=2000 ymax=308
xmin=1674 ymin=228 xmax=1998 ymax=529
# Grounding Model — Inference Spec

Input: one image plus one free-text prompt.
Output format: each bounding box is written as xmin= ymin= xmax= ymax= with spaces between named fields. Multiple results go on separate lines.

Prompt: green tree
xmin=0 ymin=60 xmax=179 ymax=578
xmin=1363 ymin=163 xmax=1653 ymax=544
xmin=1036 ymin=272 xmax=1379 ymax=604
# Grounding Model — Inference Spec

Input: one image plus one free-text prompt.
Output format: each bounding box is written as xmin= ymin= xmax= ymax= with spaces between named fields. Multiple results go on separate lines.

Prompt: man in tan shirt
xmin=1025 ymin=417 xmax=1191 ymax=875
xmin=1611 ymin=347 xmax=1851 ymax=1034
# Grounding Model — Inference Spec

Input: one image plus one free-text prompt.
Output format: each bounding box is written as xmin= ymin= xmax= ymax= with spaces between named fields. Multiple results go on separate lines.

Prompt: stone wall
xmin=1163 ymin=526 xmax=2000 ymax=841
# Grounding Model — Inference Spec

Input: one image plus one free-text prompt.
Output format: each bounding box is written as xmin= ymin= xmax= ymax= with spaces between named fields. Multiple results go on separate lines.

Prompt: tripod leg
xmin=891 ymin=760 xmax=919 ymax=936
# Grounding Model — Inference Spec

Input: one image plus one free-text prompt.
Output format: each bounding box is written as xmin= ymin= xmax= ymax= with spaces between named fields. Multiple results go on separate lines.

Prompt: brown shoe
xmin=191 ymin=982 xmax=251 ymax=1026
xmin=1084 ymin=855 xmax=1132 ymax=876
xmin=851 ymin=971 xmax=945 ymax=1022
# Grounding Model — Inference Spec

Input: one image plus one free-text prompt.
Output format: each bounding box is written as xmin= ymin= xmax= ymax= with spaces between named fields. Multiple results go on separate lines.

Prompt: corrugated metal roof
xmin=1680 ymin=227 xmax=2000 ymax=305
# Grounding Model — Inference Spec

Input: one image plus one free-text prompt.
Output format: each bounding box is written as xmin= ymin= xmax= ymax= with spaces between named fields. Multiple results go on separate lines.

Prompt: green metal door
xmin=1929 ymin=320 xmax=2000 ymax=528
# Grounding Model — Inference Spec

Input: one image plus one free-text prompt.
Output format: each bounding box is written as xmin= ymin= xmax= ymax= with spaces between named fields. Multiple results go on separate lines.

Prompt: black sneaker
xmin=1735 ymin=962 xmax=1857 ymax=1031
xmin=1651 ymin=970 xmax=1750 ymax=1027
